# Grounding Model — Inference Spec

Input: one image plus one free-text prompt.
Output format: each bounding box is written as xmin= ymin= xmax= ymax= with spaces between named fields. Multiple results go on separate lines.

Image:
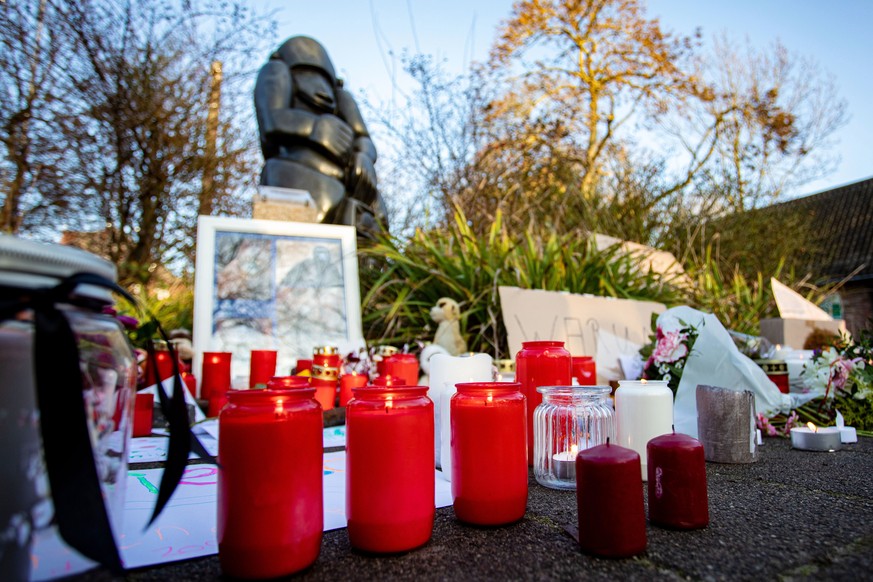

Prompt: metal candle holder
xmin=696 ymin=384 xmax=758 ymax=464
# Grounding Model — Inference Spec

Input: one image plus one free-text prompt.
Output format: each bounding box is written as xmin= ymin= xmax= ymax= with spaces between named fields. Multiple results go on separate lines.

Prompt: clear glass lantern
xmin=533 ymin=385 xmax=615 ymax=490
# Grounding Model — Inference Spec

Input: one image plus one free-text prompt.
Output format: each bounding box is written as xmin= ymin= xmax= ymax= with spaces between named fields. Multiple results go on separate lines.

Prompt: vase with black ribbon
xmin=0 ymin=234 xmax=205 ymax=580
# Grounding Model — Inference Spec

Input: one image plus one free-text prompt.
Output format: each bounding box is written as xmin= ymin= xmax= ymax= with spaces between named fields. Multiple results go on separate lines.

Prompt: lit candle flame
xmin=570 ymin=444 xmax=578 ymax=456
xmin=486 ymin=393 xmax=493 ymax=405
xmin=275 ymin=399 xmax=284 ymax=415
xmin=385 ymin=396 xmax=393 ymax=413
xmin=807 ymin=422 xmax=818 ymax=433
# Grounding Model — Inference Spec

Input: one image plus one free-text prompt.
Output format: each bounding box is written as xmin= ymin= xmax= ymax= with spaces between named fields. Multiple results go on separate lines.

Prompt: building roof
xmin=775 ymin=176 xmax=873 ymax=282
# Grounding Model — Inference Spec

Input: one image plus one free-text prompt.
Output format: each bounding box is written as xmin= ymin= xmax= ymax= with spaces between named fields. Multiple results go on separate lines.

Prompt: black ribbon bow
xmin=0 ymin=272 xmax=212 ymax=573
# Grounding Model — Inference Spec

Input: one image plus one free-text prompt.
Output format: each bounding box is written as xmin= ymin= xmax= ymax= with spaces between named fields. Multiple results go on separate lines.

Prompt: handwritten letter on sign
xmin=498 ymin=286 xmax=665 ymax=382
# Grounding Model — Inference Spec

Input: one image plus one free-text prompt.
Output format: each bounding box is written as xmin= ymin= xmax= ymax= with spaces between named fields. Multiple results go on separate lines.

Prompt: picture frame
xmin=192 ymin=216 xmax=364 ymax=388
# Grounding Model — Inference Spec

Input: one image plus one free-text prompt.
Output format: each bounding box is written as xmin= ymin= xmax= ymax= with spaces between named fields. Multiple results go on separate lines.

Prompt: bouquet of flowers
xmin=759 ymin=328 xmax=873 ymax=437
xmin=639 ymin=315 xmax=699 ymax=396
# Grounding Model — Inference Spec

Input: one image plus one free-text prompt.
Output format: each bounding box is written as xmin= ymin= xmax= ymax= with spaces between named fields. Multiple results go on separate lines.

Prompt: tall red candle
xmin=576 ymin=441 xmax=647 ymax=558
xmin=201 ymin=351 xmax=232 ymax=400
xmin=339 ymin=372 xmax=368 ymax=407
xmin=571 ymin=356 xmax=597 ymax=386
xmin=217 ymin=386 xmax=323 ymax=579
xmin=383 ymin=353 xmax=420 ymax=386
xmin=346 ymin=385 xmax=434 ymax=553
xmin=451 ymin=382 xmax=527 ymax=525
xmin=249 ymin=349 xmax=278 ymax=388
xmin=516 ymin=341 xmax=572 ymax=465
xmin=647 ymin=432 xmax=709 ymax=529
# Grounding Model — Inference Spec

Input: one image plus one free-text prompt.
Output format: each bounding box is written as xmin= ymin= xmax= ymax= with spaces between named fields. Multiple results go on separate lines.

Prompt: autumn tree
xmin=376 ymin=0 xmax=847 ymax=274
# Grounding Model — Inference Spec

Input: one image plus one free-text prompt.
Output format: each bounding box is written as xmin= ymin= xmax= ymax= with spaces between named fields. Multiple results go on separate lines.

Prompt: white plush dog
xmin=430 ymin=297 xmax=467 ymax=356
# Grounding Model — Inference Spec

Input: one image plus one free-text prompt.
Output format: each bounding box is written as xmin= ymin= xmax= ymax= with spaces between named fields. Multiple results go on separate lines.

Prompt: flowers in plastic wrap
xmin=790 ymin=329 xmax=873 ymax=435
xmin=640 ymin=316 xmax=699 ymax=396
xmin=638 ymin=306 xmax=814 ymax=439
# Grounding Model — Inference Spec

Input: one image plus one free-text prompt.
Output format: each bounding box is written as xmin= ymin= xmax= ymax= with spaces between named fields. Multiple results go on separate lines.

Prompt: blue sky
xmin=261 ymin=0 xmax=872 ymax=197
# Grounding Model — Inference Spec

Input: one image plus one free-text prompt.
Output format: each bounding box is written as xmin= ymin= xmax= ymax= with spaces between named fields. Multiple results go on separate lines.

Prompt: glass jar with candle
xmin=346 ymin=385 xmax=434 ymax=553
xmin=516 ymin=340 xmax=572 ymax=466
xmin=451 ymin=382 xmax=528 ymax=525
xmin=0 ymin=235 xmax=137 ymax=578
xmin=217 ymin=385 xmax=323 ymax=578
xmin=533 ymin=385 xmax=615 ymax=490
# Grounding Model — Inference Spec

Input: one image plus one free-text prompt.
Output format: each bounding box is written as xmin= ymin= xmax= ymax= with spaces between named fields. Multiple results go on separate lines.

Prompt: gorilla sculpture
xmin=254 ymin=36 xmax=388 ymax=239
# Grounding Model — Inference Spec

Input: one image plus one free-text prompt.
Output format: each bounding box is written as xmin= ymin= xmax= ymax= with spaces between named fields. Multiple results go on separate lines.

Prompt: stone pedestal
xmin=252 ymin=186 xmax=318 ymax=223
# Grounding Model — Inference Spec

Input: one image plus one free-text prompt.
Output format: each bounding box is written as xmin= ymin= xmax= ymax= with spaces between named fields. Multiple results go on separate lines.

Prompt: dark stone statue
xmin=254 ymin=36 xmax=388 ymax=239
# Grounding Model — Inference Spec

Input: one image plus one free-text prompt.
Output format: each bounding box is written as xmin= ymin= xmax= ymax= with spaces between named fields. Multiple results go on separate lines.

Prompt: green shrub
xmin=359 ymin=207 xmax=685 ymax=358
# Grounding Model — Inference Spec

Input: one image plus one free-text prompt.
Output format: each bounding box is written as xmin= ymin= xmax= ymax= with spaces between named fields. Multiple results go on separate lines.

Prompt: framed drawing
xmin=192 ymin=216 xmax=364 ymax=388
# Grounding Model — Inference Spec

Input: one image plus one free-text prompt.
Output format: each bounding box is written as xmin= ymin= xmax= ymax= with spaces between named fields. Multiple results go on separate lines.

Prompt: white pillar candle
xmin=615 ymin=379 xmax=673 ymax=481
xmin=427 ymin=352 xmax=493 ymax=480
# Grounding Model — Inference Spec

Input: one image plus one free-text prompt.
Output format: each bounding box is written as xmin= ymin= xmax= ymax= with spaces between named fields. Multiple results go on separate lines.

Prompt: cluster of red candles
xmin=516 ymin=340 xmax=709 ymax=557
xmin=211 ymin=339 xmax=709 ymax=578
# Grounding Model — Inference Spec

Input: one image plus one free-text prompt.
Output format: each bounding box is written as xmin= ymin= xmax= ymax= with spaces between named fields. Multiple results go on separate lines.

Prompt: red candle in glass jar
xmin=576 ymin=441 xmax=647 ymax=558
xmin=516 ymin=341 xmax=572 ymax=465
xmin=757 ymin=360 xmax=789 ymax=394
xmin=373 ymin=375 xmax=396 ymax=386
xmin=208 ymin=394 xmax=229 ymax=418
xmin=201 ymin=351 xmax=232 ymax=400
xmin=267 ymin=375 xmax=311 ymax=391
xmin=132 ymin=392 xmax=154 ymax=437
xmin=313 ymin=345 xmax=341 ymax=369
xmin=295 ymin=359 xmax=313 ymax=375
xmin=218 ymin=386 xmax=323 ymax=579
xmin=144 ymin=349 xmax=175 ymax=387
xmin=647 ymin=432 xmax=708 ymax=529
xmin=383 ymin=353 xmax=420 ymax=386
xmin=571 ymin=356 xmax=597 ymax=386
xmin=181 ymin=371 xmax=197 ymax=398
xmin=374 ymin=345 xmax=399 ymax=376
xmin=346 ymin=385 xmax=434 ymax=553
xmin=311 ymin=377 xmax=337 ymax=410
xmin=339 ymin=372 xmax=368 ymax=407
xmin=249 ymin=349 xmax=278 ymax=388
xmin=451 ymin=382 xmax=527 ymax=525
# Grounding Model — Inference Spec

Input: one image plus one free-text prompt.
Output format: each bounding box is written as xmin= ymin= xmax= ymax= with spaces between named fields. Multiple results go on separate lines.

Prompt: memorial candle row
xmin=215 ymin=340 xmax=709 ymax=579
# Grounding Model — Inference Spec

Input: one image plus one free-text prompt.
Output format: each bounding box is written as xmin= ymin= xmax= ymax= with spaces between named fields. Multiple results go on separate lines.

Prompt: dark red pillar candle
xmin=346 ymin=385 xmax=434 ymax=553
xmin=516 ymin=341 xmax=572 ymax=465
xmin=132 ymin=392 xmax=154 ymax=437
xmin=571 ymin=356 xmax=597 ymax=386
xmin=339 ymin=372 xmax=368 ymax=407
xmin=576 ymin=442 xmax=647 ymax=558
xmin=217 ymin=386 xmax=323 ymax=579
xmin=647 ymin=432 xmax=709 ymax=529
xmin=249 ymin=349 xmax=278 ymax=388
xmin=451 ymin=382 xmax=528 ymax=525
xmin=201 ymin=351 xmax=232 ymax=400
xmin=383 ymin=353 xmax=420 ymax=387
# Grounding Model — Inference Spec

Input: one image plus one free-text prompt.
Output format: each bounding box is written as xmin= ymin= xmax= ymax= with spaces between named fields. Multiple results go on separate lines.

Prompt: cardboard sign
xmin=498 ymin=286 xmax=665 ymax=382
